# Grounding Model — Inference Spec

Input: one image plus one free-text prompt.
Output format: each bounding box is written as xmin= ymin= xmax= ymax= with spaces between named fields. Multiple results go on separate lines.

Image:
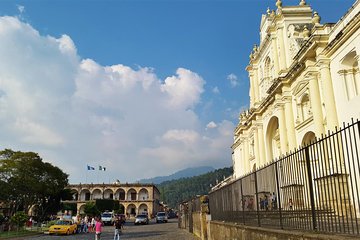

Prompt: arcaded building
xmin=232 ymin=0 xmax=360 ymax=178
xmin=64 ymin=183 xmax=161 ymax=217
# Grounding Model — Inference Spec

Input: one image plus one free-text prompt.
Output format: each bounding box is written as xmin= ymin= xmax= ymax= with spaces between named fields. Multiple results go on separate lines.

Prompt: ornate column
xmin=317 ymin=58 xmax=338 ymax=131
xmin=271 ymin=34 xmax=280 ymax=77
xmin=277 ymin=103 xmax=289 ymax=154
xmin=284 ymin=96 xmax=297 ymax=150
xmin=277 ymin=26 xmax=287 ymax=71
xmin=257 ymin=123 xmax=266 ymax=166
xmin=307 ymin=72 xmax=325 ymax=136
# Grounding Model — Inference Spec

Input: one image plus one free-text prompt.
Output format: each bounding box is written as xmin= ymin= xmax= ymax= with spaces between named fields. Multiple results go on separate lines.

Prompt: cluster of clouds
xmin=0 ymin=16 xmax=236 ymax=183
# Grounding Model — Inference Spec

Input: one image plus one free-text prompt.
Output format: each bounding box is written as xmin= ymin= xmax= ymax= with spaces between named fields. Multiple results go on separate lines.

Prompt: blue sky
xmin=0 ymin=0 xmax=354 ymax=183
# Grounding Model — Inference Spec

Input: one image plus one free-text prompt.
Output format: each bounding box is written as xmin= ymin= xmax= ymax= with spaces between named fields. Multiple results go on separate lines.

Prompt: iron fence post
xmin=254 ymin=171 xmax=261 ymax=226
xmin=275 ymin=161 xmax=283 ymax=229
xmin=240 ymin=178 xmax=245 ymax=224
xmin=305 ymin=146 xmax=317 ymax=230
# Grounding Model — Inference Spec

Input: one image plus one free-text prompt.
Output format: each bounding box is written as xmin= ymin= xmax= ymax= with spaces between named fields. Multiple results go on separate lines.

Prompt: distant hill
xmin=156 ymin=166 xmax=233 ymax=209
xmin=138 ymin=166 xmax=215 ymax=184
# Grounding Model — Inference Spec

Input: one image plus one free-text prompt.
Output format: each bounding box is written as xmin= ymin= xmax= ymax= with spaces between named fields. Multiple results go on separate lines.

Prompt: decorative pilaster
xmin=277 ymin=27 xmax=287 ymax=71
xmin=284 ymin=96 xmax=297 ymax=150
xmin=277 ymin=103 xmax=289 ymax=154
xmin=253 ymin=67 xmax=260 ymax=104
xmin=307 ymin=72 xmax=325 ymax=136
xmin=257 ymin=123 xmax=266 ymax=166
xmin=244 ymin=139 xmax=250 ymax=173
xmin=249 ymin=72 xmax=256 ymax=107
xmin=271 ymin=35 xmax=280 ymax=77
xmin=317 ymin=58 xmax=339 ymax=131
xmin=254 ymin=128 xmax=260 ymax=168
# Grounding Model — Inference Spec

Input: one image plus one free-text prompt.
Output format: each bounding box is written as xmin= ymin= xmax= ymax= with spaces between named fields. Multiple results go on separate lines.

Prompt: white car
xmin=101 ymin=212 xmax=114 ymax=226
xmin=156 ymin=212 xmax=168 ymax=223
xmin=134 ymin=214 xmax=149 ymax=225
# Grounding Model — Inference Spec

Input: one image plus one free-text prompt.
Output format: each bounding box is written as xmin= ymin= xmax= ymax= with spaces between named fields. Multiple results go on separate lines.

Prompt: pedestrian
xmin=91 ymin=217 xmax=96 ymax=232
xmin=83 ymin=215 xmax=89 ymax=233
xmin=114 ymin=216 xmax=122 ymax=240
xmin=260 ymin=197 xmax=264 ymax=210
xmin=95 ymin=216 xmax=102 ymax=240
xmin=289 ymin=198 xmax=293 ymax=210
xmin=264 ymin=195 xmax=269 ymax=211
xmin=272 ymin=192 xmax=277 ymax=210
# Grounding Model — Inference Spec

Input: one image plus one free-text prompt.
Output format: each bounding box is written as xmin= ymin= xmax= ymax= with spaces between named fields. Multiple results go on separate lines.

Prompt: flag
xmin=99 ymin=165 xmax=106 ymax=171
xmin=87 ymin=165 xmax=95 ymax=170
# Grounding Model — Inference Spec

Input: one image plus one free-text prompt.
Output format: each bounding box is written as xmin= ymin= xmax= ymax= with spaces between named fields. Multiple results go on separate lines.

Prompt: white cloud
xmin=161 ymin=68 xmax=205 ymax=109
xmin=17 ymin=5 xmax=25 ymax=14
xmin=0 ymin=16 xmax=233 ymax=183
xmin=206 ymin=121 xmax=217 ymax=129
xmin=14 ymin=118 xmax=64 ymax=146
xmin=227 ymin=73 xmax=239 ymax=88
xmin=212 ymin=86 xmax=220 ymax=94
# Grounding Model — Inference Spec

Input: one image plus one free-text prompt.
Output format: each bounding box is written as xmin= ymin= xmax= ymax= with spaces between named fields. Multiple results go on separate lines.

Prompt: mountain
xmin=138 ymin=166 xmax=215 ymax=184
xmin=156 ymin=166 xmax=233 ymax=209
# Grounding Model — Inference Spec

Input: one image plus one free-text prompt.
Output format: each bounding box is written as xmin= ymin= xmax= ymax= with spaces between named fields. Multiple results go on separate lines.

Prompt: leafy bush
xmin=10 ymin=211 xmax=28 ymax=229
xmin=0 ymin=213 xmax=5 ymax=224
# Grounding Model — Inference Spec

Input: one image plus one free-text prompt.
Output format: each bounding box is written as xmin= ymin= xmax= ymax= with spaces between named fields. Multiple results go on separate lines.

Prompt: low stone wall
xmin=207 ymin=220 xmax=359 ymax=240
xmin=192 ymin=212 xmax=201 ymax=237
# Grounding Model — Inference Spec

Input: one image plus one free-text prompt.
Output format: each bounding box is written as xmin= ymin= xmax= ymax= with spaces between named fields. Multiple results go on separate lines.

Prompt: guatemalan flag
xmin=87 ymin=165 xmax=95 ymax=170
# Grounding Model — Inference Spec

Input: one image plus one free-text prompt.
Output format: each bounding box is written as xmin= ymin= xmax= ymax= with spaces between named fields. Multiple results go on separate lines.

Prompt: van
xmin=101 ymin=212 xmax=114 ymax=226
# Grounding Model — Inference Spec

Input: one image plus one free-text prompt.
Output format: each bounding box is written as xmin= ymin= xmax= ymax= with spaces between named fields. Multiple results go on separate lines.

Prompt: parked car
xmin=156 ymin=212 xmax=168 ymax=223
xmin=134 ymin=214 xmax=149 ymax=225
xmin=48 ymin=220 xmax=77 ymax=235
xmin=101 ymin=212 xmax=114 ymax=226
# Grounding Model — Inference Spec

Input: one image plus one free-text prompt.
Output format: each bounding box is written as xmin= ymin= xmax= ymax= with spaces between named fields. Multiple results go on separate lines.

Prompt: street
xmin=23 ymin=219 xmax=199 ymax=240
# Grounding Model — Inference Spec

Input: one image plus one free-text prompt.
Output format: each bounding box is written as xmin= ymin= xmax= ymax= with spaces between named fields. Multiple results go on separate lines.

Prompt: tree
xmin=157 ymin=167 xmax=233 ymax=208
xmin=83 ymin=202 xmax=100 ymax=217
xmin=0 ymin=149 xmax=69 ymax=219
xmin=10 ymin=211 xmax=28 ymax=230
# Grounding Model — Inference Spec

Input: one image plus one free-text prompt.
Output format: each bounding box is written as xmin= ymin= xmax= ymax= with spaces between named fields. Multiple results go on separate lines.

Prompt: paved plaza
xmin=20 ymin=219 xmax=199 ymax=240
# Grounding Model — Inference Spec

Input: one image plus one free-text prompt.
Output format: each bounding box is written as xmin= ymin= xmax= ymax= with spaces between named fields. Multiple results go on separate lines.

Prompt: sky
xmin=0 ymin=0 xmax=355 ymax=184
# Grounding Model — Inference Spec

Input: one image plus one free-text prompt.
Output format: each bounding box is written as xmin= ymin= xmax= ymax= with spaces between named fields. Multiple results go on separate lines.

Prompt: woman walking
xmin=95 ymin=216 xmax=102 ymax=240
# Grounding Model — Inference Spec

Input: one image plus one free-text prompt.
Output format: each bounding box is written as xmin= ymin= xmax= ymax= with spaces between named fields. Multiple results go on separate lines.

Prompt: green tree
xmin=157 ymin=167 xmax=233 ymax=208
xmin=83 ymin=202 xmax=100 ymax=216
xmin=0 ymin=149 xmax=69 ymax=219
xmin=10 ymin=211 xmax=28 ymax=230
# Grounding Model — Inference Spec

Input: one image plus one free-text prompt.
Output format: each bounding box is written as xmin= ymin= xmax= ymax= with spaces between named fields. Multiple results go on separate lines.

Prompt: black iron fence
xmin=209 ymin=119 xmax=360 ymax=236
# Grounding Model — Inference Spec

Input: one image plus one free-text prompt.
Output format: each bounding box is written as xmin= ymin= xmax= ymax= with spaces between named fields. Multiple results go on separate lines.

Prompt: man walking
xmin=114 ymin=216 xmax=122 ymax=240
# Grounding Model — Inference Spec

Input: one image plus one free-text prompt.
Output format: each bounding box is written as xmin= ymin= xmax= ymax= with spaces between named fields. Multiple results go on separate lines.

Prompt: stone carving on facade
xmin=312 ymin=11 xmax=321 ymax=25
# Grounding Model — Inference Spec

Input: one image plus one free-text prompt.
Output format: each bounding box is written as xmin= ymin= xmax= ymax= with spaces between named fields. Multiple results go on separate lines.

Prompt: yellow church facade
xmin=232 ymin=0 xmax=360 ymax=179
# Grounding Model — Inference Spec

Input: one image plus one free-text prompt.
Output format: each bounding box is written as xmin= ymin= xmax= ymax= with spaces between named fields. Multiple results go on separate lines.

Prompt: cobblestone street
xmin=20 ymin=219 xmax=199 ymax=240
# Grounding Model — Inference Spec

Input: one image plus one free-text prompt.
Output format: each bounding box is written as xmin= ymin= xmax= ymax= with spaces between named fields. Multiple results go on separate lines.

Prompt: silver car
xmin=156 ymin=212 xmax=168 ymax=223
xmin=134 ymin=214 xmax=149 ymax=225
